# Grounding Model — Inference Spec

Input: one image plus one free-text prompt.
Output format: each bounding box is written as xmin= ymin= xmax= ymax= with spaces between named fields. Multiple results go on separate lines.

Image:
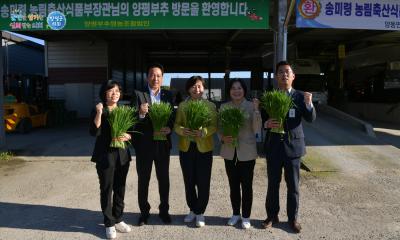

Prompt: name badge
xmin=289 ymin=109 xmax=295 ymax=118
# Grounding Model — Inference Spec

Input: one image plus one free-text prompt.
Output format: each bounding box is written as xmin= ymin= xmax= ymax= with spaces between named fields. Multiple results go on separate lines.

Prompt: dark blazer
xmin=131 ymin=88 xmax=175 ymax=149
xmin=262 ymin=89 xmax=316 ymax=159
xmin=89 ymin=107 xmax=132 ymax=167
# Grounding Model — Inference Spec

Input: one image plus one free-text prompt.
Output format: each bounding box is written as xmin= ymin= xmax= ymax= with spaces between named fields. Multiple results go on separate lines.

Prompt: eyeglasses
xmin=277 ymin=70 xmax=293 ymax=76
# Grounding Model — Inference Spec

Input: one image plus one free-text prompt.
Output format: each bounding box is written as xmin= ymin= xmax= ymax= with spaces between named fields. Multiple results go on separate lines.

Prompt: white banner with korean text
xmin=296 ymin=0 xmax=400 ymax=30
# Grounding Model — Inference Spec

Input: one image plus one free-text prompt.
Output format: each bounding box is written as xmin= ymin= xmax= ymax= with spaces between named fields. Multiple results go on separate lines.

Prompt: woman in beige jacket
xmin=219 ymin=79 xmax=261 ymax=229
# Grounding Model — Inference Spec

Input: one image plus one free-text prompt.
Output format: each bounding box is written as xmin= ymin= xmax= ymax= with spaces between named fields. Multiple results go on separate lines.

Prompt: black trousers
xmin=224 ymin=156 xmax=255 ymax=218
xmin=136 ymin=141 xmax=170 ymax=215
xmin=266 ymin=141 xmax=300 ymax=222
xmin=179 ymin=142 xmax=213 ymax=215
xmin=96 ymin=158 xmax=130 ymax=227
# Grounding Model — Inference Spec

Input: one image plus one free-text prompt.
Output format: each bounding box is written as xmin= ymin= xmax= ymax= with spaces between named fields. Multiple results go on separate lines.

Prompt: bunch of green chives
xmin=260 ymin=90 xmax=293 ymax=134
xmin=218 ymin=105 xmax=247 ymax=147
xmin=184 ymin=99 xmax=212 ymax=131
xmin=148 ymin=102 xmax=173 ymax=140
xmin=108 ymin=105 xmax=137 ymax=149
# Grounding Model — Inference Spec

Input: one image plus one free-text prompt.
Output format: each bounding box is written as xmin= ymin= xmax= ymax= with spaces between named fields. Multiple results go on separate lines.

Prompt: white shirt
xmin=139 ymin=86 xmax=161 ymax=119
xmin=148 ymin=85 xmax=161 ymax=104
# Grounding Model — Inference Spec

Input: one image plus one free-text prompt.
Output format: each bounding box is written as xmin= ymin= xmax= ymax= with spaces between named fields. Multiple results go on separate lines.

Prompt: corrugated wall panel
xmin=47 ymin=40 xmax=108 ymax=118
xmin=48 ymin=84 xmax=65 ymax=99
xmin=64 ymin=83 xmax=93 ymax=118
xmin=7 ymin=44 xmax=45 ymax=75
xmin=48 ymin=40 xmax=107 ymax=68
xmin=93 ymin=84 xmax=101 ymax=104
xmin=48 ymin=67 xmax=107 ymax=84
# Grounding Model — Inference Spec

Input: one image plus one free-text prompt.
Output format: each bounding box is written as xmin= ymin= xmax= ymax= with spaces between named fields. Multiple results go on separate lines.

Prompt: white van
xmin=291 ymin=59 xmax=328 ymax=105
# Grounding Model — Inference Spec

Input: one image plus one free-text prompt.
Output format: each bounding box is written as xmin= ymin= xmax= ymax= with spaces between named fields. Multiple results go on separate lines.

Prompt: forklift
xmin=3 ymin=74 xmax=49 ymax=133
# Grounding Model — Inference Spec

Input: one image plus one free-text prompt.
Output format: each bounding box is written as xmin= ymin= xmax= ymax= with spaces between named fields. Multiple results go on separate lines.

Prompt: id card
xmin=289 ymin=109 xmax=295 ymax=118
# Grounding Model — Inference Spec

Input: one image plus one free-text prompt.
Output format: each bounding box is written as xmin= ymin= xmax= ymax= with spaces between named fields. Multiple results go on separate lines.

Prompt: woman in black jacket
xmin=90 ymin=80 xmax=132 ymax=239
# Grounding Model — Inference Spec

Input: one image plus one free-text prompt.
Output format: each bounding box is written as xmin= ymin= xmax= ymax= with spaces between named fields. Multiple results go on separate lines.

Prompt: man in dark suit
xmin=131 ymin=63 xmax=174 ymax=226
xmin=261 ymin=61 xmax=316 ymax=233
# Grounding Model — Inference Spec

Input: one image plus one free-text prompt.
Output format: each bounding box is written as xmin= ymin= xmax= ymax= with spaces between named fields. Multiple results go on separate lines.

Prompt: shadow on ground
xmin=0 ymin=202 xmax=300 ymax=236
xmin=0 ymin=202 xmax=251 ymax=237
xmin=0 ymin=202 xmax=104 ymax=238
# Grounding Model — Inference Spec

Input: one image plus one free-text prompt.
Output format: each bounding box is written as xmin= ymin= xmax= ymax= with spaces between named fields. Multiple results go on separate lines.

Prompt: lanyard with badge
xmin=289 ymin=108 xmax=295 ymax=118
xmin=287 ymin=90 xmax=295 ymax=118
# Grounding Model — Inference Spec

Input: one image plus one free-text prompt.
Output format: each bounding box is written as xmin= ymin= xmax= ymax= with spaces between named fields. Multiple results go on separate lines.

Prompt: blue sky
xmin=163 ymin=71 xmax=251 ymax=86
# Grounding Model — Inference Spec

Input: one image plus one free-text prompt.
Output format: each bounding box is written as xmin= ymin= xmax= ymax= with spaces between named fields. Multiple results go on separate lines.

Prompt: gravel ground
xmin=0 ymin=150 xmax=399 ymax=240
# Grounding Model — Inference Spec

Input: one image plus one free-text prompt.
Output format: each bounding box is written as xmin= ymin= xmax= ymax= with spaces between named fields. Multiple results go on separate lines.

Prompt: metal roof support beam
xmin=284 ymin=0 xmax=296 ymax=27
xmin=273 ymin=0 xmax=295 ymax=71
xmin=272 ymin=0 xmax=287 ymax=89
xmin=226 ymin=30 xmax=242 ymax=46
xmin=208 ymin=52 xmax=212 ymax=101
xmin=223 ymin=46 xmax=231 ymax=100
xmin=344 ymin=30 xmax=393 ymax=45
xmin=162 ymin=30 xmax=169 ymax=41
xmin=222 ymin=29 xmax=240 ymax=99
xmin=273 ymin=0 xmax=288 ymax=72
xmin=0 ymin=31 xmax=6 ymax=150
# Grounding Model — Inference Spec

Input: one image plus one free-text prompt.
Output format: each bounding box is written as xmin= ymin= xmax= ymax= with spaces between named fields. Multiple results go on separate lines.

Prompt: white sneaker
xmin=105 ymin=226 xmax=116 ymax=239
xmin=227 ymin=215 xmax=241 ymax=226
xmin=241 ymin=217 xmax=251 ymax=229
xmin=115 ymin=221 xmax=132 ymax=233
xmin=196 ymin=214 xmax=205 ymax=227
xmin=184 ymin=211 xmax=196 ymax=223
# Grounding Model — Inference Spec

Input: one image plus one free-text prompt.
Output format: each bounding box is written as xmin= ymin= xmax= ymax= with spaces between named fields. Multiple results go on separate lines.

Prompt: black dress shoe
xmin=159 ymin=213 xmax=172 ymax=224
xmin=137 ymin=215 xmax=149 ymax=226
xmin=262 ymin=216 xmax=279 ymax=229
xmin=289 ymin=220 xmax=302 ymax=233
